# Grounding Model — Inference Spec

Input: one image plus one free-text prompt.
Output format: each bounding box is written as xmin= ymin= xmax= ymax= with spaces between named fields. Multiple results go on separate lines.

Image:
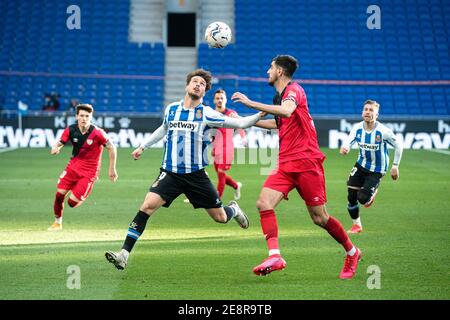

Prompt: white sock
xmin=352 ymin=217 xmax=361 ymax=226
xmin=120 ymin=249 xmax=130 ymax=260
xmin=269 ymin=249 xmax=280 ymax=256
xmin=347 ymin=246 xmax=356 ymax=256
xmin=55 ymin=217 xmax=62 ymax=224
xmin=232 ymin=206 xmax=239 ymax=218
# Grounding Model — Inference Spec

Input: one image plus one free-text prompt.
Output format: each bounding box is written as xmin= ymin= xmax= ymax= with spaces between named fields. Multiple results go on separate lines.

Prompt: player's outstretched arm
xmin=50 ymin=141 xmax=64 ymax=155
xmin=231 ymin=92 xmax=296 ymax=118
xmin=222 ymin=112 xmax=265 ymax=129
xmin=105 ymin=140 xmax=118 ymax=182
xmin=132 ymin=125 xmax=167 ymax=160
xmin=256 ymin=118 xmax=277 ymax=129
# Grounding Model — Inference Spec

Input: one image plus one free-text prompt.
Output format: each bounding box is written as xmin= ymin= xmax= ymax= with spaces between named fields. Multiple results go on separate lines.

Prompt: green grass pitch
xmin=0 ymin=148 xmax=449 ymax=300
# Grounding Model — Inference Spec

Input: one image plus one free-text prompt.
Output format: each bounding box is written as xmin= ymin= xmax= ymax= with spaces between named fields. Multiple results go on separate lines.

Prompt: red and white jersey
xmin=212 ymin=108 xmax=237 ymax=165
xmin=274 ymin=82 xmax=324 ymax=163
xmin=60 ymin=124 xmax=109 ymax=178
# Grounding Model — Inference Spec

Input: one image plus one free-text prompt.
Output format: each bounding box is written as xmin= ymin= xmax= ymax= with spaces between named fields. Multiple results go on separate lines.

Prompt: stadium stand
xmin=199 ymin=0 xmax=450 ymax=116
xmin=0 ymin=0 xmax=448 ymax=116
xmin=0 ymin=0 xmax=165 ymax=113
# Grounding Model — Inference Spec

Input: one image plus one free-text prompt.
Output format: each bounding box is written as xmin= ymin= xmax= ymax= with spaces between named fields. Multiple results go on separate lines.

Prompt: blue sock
xmin=224 ymin=206 xmax=237 ymax=222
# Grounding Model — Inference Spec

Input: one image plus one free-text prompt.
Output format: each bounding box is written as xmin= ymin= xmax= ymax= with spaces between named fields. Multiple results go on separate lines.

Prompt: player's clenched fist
xmin=390 ymin=165 xmax=399 ymax=181
xmin=109 ymin=168 xmax=118 ymax=182
xmin=50 ymin=143 xmax=63 ymax=155
xmin=339 ymin=146 xmax=350 ymax=155
xmin=131 ymin=147 xmax=144 ymax=160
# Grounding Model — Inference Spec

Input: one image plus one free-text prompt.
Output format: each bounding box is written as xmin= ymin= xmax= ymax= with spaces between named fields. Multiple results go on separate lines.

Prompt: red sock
xmin=67 ymin=198 xmax=79 ymax=208
xmin=324 ymin=215 xmax=354 ymax=252
xmin=53 ymin=192 xmax=65 ymax=218
xmin=225 ymin=175 xmax=238 ymax=189
xmin=260 ymin=209 xmax=279 ymax=252
xmin=217 ymin=171 xmax=226 ymax=198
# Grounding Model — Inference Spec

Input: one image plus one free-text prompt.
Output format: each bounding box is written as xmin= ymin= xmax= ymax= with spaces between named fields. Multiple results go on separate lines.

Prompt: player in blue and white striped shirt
xmin=340 ymin=100 xmax=403 ymax=234
xmin=105 ymin=69 xmax=264 ymax=270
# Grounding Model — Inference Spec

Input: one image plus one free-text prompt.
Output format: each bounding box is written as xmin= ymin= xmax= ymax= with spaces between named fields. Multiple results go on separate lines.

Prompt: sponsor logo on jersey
xmin=357 ymin=142 xmax=380 ymax=151
xmin=169 ymin=121 xmax=199 ymax=132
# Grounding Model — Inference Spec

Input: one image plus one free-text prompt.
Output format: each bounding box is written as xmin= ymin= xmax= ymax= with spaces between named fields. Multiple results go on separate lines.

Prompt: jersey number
xmin=152 ymin=172 xmax=167 ymax=188
xmin=157 ymin=172 xmax=167 ymax=181
xmin=350 ymin=167 xmax=358 ymax=176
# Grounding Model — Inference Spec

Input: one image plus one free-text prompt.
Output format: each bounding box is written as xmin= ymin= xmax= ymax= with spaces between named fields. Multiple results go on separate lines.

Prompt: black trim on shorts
xmin=149 ymin=168 xmax=223 ymax=209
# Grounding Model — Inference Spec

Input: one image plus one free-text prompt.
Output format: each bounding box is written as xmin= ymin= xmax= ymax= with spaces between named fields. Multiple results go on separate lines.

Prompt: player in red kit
xmin=211 ymin=89 xmax=247 ymax=200
xmin=232 ymin=55 xmax=361 ymax=279
xmin=47 ymin=104 xmax=118 ymax=231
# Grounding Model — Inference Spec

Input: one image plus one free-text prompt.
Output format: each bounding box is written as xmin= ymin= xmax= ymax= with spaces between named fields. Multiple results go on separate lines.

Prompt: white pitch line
xmin=426 ymin=149 xmax=450 ymax=155
xmin=0 ymin=147 xmax=17 ymax=153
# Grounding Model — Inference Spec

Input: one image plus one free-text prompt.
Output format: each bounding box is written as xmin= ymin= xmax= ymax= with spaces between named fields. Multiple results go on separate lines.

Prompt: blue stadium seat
xmin=0 ymin=0 xmax=165 ymax=112
xmin=1 ymin=0 xmax=448 ymax=116
xmin=198 ymin=0 xmax=450 ymax=116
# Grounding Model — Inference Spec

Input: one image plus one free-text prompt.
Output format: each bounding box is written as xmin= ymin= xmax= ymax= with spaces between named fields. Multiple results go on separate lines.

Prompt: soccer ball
xmin=204 ymin=21 xmax=232 ymax=48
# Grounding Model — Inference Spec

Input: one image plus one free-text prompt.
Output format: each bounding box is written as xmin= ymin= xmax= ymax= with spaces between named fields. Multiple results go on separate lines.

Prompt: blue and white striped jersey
xmin=161 ymin=100 xmax=226 ymax=174
xmin=343 ymin=121 xmax=400 ymax=174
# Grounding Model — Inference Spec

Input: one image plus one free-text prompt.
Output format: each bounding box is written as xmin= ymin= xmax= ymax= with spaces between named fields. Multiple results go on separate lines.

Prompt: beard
xmin=268 ymin=75 xmax=276 ymax=86
xmin=188 ymin=92 xmax=201 ymax=100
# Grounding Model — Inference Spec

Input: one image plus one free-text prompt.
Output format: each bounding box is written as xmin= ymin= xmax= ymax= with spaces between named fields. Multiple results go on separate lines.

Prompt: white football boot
xmin=228 ymin=200 xmax=249 ymax=229
xmin=105 ymin=250 xmax=128 ymax=270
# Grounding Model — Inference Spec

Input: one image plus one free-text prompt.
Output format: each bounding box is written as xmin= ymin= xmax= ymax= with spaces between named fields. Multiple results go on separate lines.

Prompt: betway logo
xmin=340 ymin=119 xmax=406 ymax=133
xmin=169 ymin=121 xmax=199 ymax=132
xmin=330 ymin=130 xmax=450 ymax=149
xmin=0 ymin=126 xmax=164 ymax=148
xmin=358 ymin=142 xmax=379 ymax=151
xmin=0 ymin=126 xmax=272 ymax=148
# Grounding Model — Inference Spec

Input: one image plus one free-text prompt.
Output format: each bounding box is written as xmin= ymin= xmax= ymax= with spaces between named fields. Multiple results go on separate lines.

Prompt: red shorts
xmin=57 ymin=166 xmax=96 ymax=201
xmin=214 ymin=162 xmax=231 ymax=171
xmin=263 ymin=158 xmax=327 ymax=206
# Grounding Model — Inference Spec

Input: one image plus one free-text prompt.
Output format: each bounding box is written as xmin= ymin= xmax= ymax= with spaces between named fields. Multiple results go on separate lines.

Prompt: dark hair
xmin=214 ymin=89 xmax=226 ymax=97
xmin=273 ymin=55 xmax=298 ymax=78
xmin=76 ymin=103 xmax=94 ymax=114
xmin=186 ymin=69 xmax=212 ymax=92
